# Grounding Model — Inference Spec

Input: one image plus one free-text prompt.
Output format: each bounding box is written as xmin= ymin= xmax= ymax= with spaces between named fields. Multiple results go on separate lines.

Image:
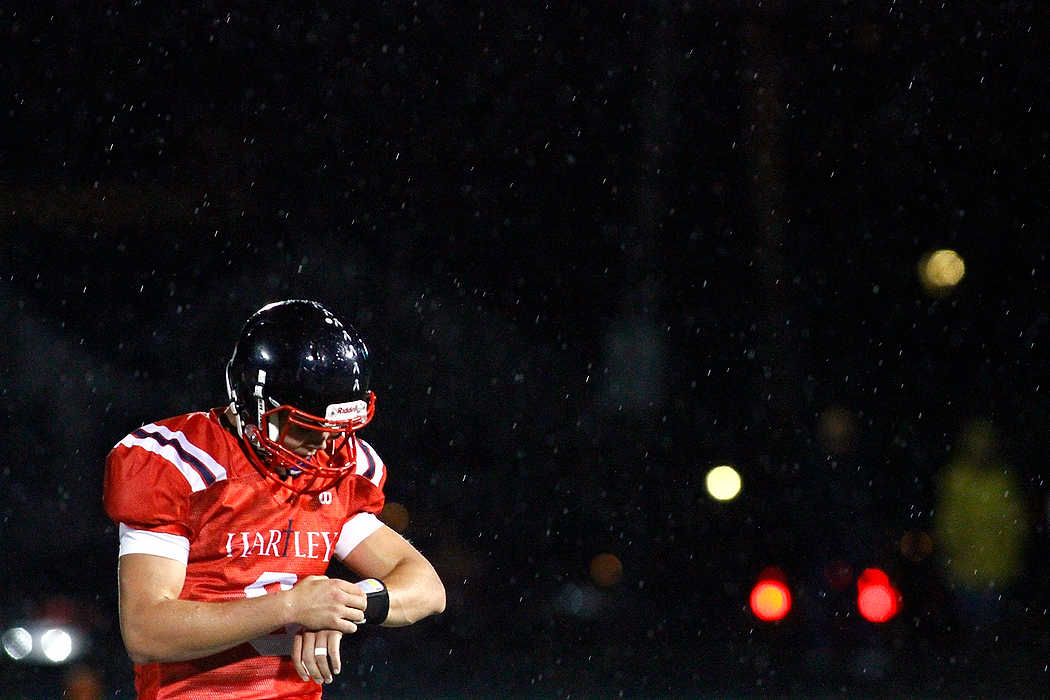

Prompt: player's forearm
xmin=380 ymin=556 xmax=446 ymax=627
xmin=121 ymin=590 xmax=295 ymax=663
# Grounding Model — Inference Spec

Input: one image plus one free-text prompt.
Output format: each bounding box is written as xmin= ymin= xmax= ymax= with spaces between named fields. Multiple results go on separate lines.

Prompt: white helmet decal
xmin=325 ymin=400 xmax=369 ymax=422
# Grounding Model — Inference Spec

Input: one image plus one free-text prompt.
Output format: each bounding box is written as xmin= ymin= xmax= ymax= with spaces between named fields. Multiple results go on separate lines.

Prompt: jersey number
xmin=245 ymin=571 xmax=300 ymax=656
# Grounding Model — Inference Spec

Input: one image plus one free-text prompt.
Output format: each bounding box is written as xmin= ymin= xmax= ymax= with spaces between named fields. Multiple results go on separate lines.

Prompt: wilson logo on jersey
xmin=224 ymin=519 xmax=340 ymax=561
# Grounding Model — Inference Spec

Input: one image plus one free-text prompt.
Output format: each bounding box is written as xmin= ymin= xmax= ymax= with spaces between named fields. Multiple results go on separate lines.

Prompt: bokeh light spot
xmin=40 ymin=628 xmax=73 ymax=663
xmin=823 ymin=559 xmax=854 ymax=592
xmin=899 ymin=530 xmax=934 ymax=563
xmin=856 ymin=568 xmax=900 ymax=623
xmin=705 ymin=465 xmax=742 ymax=501
xmin=818 ymin=406 xmax=857 ymax=454
xmin=380 ymin=501 xmax=410 ymax=533
xmin=750 ymin=580 xmax=792 ymax=621
xmin=66 ymin=665 xmax=103 ymax=700
xmin=918 ymin=249 xmax=965 ymax=295
xmin=2 ymin=627 xmax=32 ymax=660
xmin=589 ymin=552 xmax=623 ymax=587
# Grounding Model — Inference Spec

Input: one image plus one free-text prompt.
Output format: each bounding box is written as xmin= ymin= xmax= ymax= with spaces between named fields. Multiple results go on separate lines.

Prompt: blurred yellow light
xmin=750 ymin=580 xmax=792 ymax=621
xmin=706 ymin=465 xmax=741 ymax=501
xmin=380 ymin=501 xmax=410 ymax=533
xmin=818 ymin=406 xmax=857 ymax=454
xmin=66 ymin=665 xmax=104 ymax=700
xmin=919 ymin=249 xmax=965 ymax=294
xmin=589 ymin=553 xmax=623 ymax=587
xmin=899 ymin=530 xmax=934 ymax=562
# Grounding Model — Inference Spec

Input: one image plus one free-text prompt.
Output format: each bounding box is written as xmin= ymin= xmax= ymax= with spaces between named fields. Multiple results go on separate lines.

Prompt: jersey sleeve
xmin=352 ymin=438 xmax=387 ymax=512
xmin=333 ymin=438 xmax=388 ymax=560
xmin=103 ymin=420 xmax=228 ymax=563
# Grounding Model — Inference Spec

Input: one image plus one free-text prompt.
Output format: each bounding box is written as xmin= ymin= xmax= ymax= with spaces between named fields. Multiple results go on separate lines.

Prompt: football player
xmin=103 ymin=299 xmax=445 ymax=699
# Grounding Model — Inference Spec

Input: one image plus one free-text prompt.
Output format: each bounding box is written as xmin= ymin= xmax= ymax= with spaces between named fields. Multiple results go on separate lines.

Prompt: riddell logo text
xmin=224 ymin=520 xmax=339 ymax=561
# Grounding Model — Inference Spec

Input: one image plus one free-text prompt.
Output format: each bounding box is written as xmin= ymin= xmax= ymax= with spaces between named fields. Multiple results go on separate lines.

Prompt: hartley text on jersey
xmin=225 ymin=519 xmax=339 ymax=561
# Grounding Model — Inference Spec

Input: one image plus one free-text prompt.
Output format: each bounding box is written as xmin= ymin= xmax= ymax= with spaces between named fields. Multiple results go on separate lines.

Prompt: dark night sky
xmin=2 ymin=1 xmax=1050 ymax=696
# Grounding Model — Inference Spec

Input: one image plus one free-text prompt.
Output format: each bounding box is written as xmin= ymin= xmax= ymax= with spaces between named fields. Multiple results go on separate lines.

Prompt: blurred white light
xmin=706 ymin=465 xmax=742 ymax=501
xmin=557 ymin=583 xmax=585 ymax=615
xmin=554 ymin=583 xmax=604 ymax=618
xmin=40 ymin=628 xmax=73 ymax=663
xmin=2 ymin=627 xmax=33 ymax=660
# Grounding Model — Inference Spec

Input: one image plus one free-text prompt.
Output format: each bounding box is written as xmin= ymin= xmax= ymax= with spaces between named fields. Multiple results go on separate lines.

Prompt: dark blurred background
xmin=2 ymin=1 xmax=1049 ymax=697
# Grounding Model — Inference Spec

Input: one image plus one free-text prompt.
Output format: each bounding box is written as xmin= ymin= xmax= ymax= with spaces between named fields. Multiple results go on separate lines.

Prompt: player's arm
xmin=338 ymin=524 xmax=445 ymax=627
xmin=117 ymin=553 xmax=366 ymax=664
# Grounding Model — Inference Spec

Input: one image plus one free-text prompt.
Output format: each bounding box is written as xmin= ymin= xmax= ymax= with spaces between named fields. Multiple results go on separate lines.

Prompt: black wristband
xmin=357 ymin=578 xmax=389 ymax=624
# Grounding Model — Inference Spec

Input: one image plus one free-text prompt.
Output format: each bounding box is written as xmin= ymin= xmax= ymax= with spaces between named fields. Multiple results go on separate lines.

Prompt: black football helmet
xmin=225 ymin=299 xmax=375 ymax=488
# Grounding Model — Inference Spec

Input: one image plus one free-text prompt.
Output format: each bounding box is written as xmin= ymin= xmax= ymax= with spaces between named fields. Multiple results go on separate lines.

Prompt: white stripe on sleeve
xmin=118 ymin=422 xmax=228 ymax=492
xmin=333 ymin=512 xmax=384 ymax=560
xmin=355 ymin=439 xmax=385 ymax=487
xmin=118 ymin=523 xmax=190 ymax=564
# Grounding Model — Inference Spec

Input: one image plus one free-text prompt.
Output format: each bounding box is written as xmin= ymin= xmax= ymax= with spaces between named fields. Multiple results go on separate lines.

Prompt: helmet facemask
xmin=248 ymin=393 xmax=376 ymax=482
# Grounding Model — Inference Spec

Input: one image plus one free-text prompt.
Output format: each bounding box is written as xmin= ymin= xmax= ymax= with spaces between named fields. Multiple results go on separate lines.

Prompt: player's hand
xmin=292 ymin=628 xmax=343 ymax=685
xmin=287 ymin=575 xmax=367 ymax=633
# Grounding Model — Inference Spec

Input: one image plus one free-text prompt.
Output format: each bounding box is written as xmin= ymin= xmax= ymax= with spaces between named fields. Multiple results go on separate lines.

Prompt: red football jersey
xmin=103 ymin=409 xmax=387 ymax=699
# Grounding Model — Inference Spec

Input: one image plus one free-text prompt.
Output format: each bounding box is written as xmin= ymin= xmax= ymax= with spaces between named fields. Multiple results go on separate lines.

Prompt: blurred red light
xmin=857 ymin=567 xmax=890 ymax=589
xmin=750 ymin=580 xmax=792 ymax=621
xmin=856 ymin=568 xmax=899 ymax=623
xmin=823 ymin=559 xmax=854 ymax=592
